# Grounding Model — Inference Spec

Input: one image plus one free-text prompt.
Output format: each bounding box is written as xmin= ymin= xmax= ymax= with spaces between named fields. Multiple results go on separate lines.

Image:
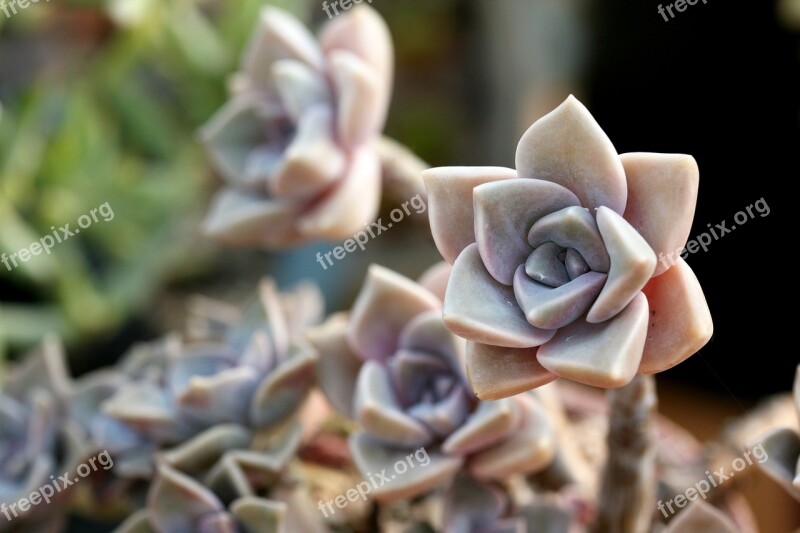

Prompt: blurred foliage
xmin=0 ymin=0 xmax=312 ymax=360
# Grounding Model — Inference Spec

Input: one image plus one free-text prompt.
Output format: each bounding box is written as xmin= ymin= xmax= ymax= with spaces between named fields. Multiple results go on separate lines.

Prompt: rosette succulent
xmin=0 ymin=337 xmax=71 ymax=531
xmin=200 ymin=4 xmax=393 ymax=247
xmin=424 ymin=96 xmax=713 ymax=398
xmin=309 ymin=265 xmax=556 ymax=502
xmin=756 ymin=364 xmax=800 ymax=501
xmin=88 ymin=280 xmax=322 ymax=479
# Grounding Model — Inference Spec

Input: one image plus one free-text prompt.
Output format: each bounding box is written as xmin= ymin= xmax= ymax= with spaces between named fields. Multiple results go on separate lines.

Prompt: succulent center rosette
xmin=310 ymin=265 xmax=556 ymax=502
xmin=424 ymin=96 xmax=714 ymax=398
xmin=200 ymin=5 xmax=393 ymax=247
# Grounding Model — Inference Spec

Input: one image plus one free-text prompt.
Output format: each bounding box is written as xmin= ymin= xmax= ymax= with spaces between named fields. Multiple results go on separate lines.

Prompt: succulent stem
xmin=591 ymin=375 xmax=658 ymax=533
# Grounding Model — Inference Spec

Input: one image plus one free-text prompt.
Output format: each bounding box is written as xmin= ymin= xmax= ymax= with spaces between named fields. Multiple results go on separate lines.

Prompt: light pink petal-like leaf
xmin=329 ymin=51 xmax=385 ymax=149
xmin=231 ymin=497 xmax=286 ymax=533
xmin=444 ymin=244 xmax=556 ymax=349
xmin=516 ymin=95 xmax=627 ymax=214
xmin=417 ymin=261 xmax=452 ymax=302
xmin=664 ymin=501 xmax=739 ymax=533
xmin=465 ymin=342 xmax=557 ymax=400
xmin=177 ymin=366 xmax=260 ymax=426
xmin=468 ymin=395 xmax=556 ymax=480
xmin=524 ymin=242 xmax=569 ymax=287
xmin=272 ymin=60 xmax=330 ymax=123
xmin=148 ymin=464 xmax=224 ymax=532
xmin=407 ymin=386 xmax=470 ymax=438
xmin=423 ymin=167 xmax=517 ymax=264
xmin=349 ymin=433 xmax=463 ymax=502
xmin=241 ymin=7 xmax=325 ymax=90
xmin=587 ymin=207 xmax=656 ymax=323
xmin=537 ymin=293 xmax=649 ymax=388
xmin=443 ymin=475 xmax=507 ymax=533
xmin=297 ymin=147 xmax=381 ymax=239
xmin=514 ymin=266 xmax=607 ymax=330
xmin=307 ymin=313 xmax=362 ymax=418
xmin=348 ymin=265 xmax=441 ymax=362
xmin=270 ymin=105 xmax=345 ymax=198
xmin=354 ymin=361 xmax=433 ymax=447
xmin=398 ymin=309 xmax=465 ymax=377
xmin=474 ymin=179 xmax=581 ymax=285
xmin=442 ymin=398 xmax=520 ymax=455
xmin=250 ymin=345 xmax=317 ymax=428
xmin=527 ymin=206 xmax=609 ymax=273
xmin=621 ymin=153 xmax=699 ymax=276
xmin=160 ymin=424 xmax=252 ymax=475
xmin=203 ymin=189 xmax=301 ymax=247
xmin=638 ymin=258 xmax=713 ymax=374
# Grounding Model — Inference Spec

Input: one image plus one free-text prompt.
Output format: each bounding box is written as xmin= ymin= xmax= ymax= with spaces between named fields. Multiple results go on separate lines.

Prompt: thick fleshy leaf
xmin=307 ymin=313 xmax=362 ymax=418
xmin=444 ymin=244 xmax=556 ymax=349
xmin=621 ymin=153 xmax=699 ymax=276
xmin=149 ymin=464 xmax=224 ymax=532
xmin=348 ymin=265 xmax=441 ymax=362
xmin=443 ymin=475 xmax=507 ymax=533
xmin=270 ymin=105 xmax=346 ymax=198
xmin=103 ymin=382 xmax=192 ymax=442
xmin=465 ymin=342 xmax=557 ymax=400
xmin=231 ymin=497 xmax=286 ymax=533
xmin=423 ymin=167 xmax=517 ymax=264
xmin=587 ymin=207 xmax=656 ymax=323
xmin=537 ymin=293 xmax=649 ymax=388
xmin=514 ymin=266 xmax=607 ymax=330
xmin=515 ymin=95 xmax=627 ymax=214
xmin=524 ymin=242 xmax=569 ymax=287
xmin=6 ymin=334 xmax=70 ymax=399
xmin=354 ymin=361 xmax=433 ymax=447
xmin=203 ymin=189 xmax=300 ymax=247
xmin=349 ymin=433 xmax=463 ymax=502
xmin=198 ymin=96 xmax=285 ymax=186
xmin=407 ymin=386 xmax=470 ymax=438
xmin=258 ymin=279 xmax=290 ymax=360
xmin=330 ymin=51 xmax=384 ymax=148
xmin=565 ymin=248 xmax=590 ymax=280
xmin=319 ymin=5 xmax=393 ymax=92
xmin=417 ymin=261 xmax=452 ymax=302
xmin=177 ymin=366 xmax=260 ymax=426
xmin=527 ymin=206 xmax=609 ymax=273
xmin=249 ymin=345 xmax=317 ymax=428
xmin=272 ymin=60 xmax=330 ymax=123
xmin=468 ymin=395 xmax=555 ymax=480
xmin=664 ymin=500 xmax=738 ymax=533
xmin=638 ymin=258 xmax=713 ymax=374
xmin=297 ymin=147 xmax=381 ymax=239
xmin=756 ymin=428 xmax=800 ymax=501
xmin=241 ymin=7 xmax=325 ymax=90
xmin=390 ymin=349 xmax=452 ymax=406
xmin=442 ymin=398 xmax=519 ymax=455
xmin=160 ymin=425 xmax=252 ymax=475
xmin=398 ymin=309 xmax=465 ymax=378
xmin=474 ymin=179 xmax=581 ymax=285
xmin=205 ymin=449 xmax=288 ymax=501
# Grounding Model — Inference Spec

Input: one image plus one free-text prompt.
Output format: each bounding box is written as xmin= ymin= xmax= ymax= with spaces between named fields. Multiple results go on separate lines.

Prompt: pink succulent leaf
xmin=271 ymin=60 xmax=330 ymax=123
xmin=444 ymin=244 xmax=556 ymax=348
xmin=348 ymin=433 xmax=463 ymax=502
xmin=638 ymin=258 xmax=713 ymax=374
xmin=443 ymin=475 xmax=509 ymax=533
xmin=397 ymin=309 xmax=467 ymax=384
xmin=586 ymin=207 xmax=656 ymax=324
xmin=202 ymin=189 xmax=301 ymax=247
xmin=308 ymin=313 xmax=363 ymax=419
xmin=230 ymin=497 xmax=287 ymax=533
xmin=329 ymin=50 xmax=384 ymax=149
xmin=537 ymin=292 xmax=649 ymax=388
xmin=148 ymin=464 xmax=226 ymax=532
xmin=441 ymin=399 xmax=521 ymax=456
xmin=423 ymin=166 xmax=517 ymax=264
xmin=159 ymin=425 xmax=252 ymax=475
xmin=467 ymin=394 xmax=556 ymax=481
xmin=515 ymin=95 xmax=627 ymax=214
xmin=663 ymin=500 xmax=739 ymax=533
xmin=249 ymin=343 xmax=317 ymax=428
xmin=177 ymin=366 xmax=260 ymax=427
xmin=348 ymin=265 xmax=441 ymax=362
xmin=474 ymin=179 xmax=581 ymax=285
xmin=526 ymin=206 xmax=609 ymax=273
xmin=465 ymin=342 xmax=557 ymax=401
xmin=620 ymin=153 xmax=699 ymax=276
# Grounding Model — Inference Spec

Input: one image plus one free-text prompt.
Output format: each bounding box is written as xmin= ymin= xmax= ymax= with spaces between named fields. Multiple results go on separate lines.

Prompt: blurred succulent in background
xmin=0 ymin=337 xmax=71 ymax=532
xmin=200 ymin=4 xmax=394 ymax=247
xmin=309 ymin=264 xmax=556 ymax=502
xmin=423 ymin=95 xmax=713 ymax=398
xmin=755 ymin=364 xmax=800 ymax=501
xmin=66 ymin=279 xmax=322 ymax=486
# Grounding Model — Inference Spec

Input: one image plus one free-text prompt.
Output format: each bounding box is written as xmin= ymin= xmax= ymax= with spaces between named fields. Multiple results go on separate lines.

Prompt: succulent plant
xmin=423 ymin=95 xmax=713 ymax=398
xmin=756 ymin=364 xmax=800 ymax=501
xmin=75 ymin=279 xmax=323 ymax=481
xmin=309 ymin=264 xmax=556 ymax=502
xmin=200 ymin=5 xmax=393 ymax=247
xmin=0 ymin=337 xmax=71 ymax=531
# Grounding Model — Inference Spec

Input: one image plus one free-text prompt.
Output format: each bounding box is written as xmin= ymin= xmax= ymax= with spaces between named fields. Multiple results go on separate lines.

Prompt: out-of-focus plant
xmin=0 ymin=0 xmax=312 ymax=357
